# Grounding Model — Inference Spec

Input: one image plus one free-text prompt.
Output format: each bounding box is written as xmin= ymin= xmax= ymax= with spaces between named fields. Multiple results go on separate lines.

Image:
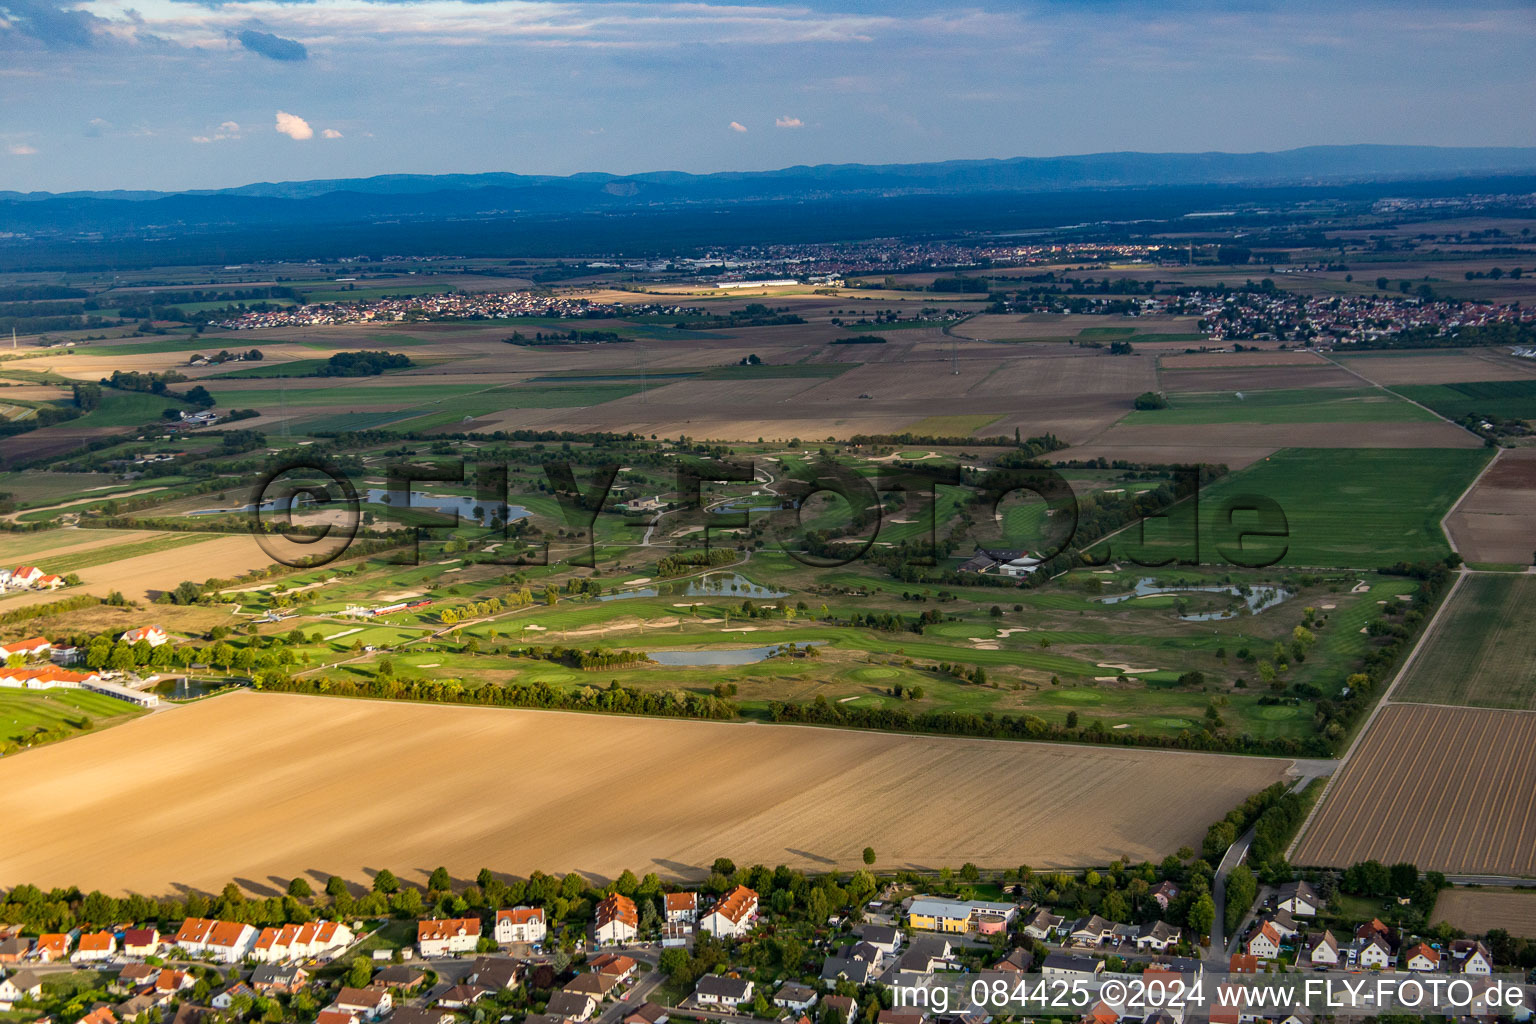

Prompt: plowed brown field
xmin=0 ymin=690 xmax=1292 ymax=894
xmin=1292 ymin=704 xmax=1536 ymax=875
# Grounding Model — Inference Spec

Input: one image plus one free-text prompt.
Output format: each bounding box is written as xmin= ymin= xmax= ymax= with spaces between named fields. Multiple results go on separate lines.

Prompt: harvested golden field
xmin=0 ymin=534 xmax=278 ymax=608
xmin=0 ymin=690 xmax=1291 ymax=895
xmin=1433 ymin=889 xmax=1536 ymax=937
xmin=1159 ymin=350 xmax=1328 ymax=369
xmin=1445 ymin=448 xmax=1536 ymax=566
xmin=1292 ymin=704 xmax=1536 ymax=876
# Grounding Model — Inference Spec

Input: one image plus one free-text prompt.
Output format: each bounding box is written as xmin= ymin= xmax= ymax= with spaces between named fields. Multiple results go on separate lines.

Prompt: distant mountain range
xmin=6 ymin=144 xmax=1536 ymax=210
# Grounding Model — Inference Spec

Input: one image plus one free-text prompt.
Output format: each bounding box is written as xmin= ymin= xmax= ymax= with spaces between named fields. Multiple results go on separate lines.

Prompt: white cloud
xmin=729 ymin=120 xmax=747 ymax=133
xmin=774 ymin=115 xmax=803 ymax=128
xmin=7 ymin=143 xmax=38 ymax=156
xmin=321 ymin=127 xmax=343 ymax=139
xmin=219 ymin=121 xmax=241 ymax=132
xmin=274 ymin=110 xmax=314 ymax=140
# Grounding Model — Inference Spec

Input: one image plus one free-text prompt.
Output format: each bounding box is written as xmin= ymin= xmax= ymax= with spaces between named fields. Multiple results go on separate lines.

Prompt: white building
xmin=698 ymin=886 xmax=758 ymax=938
xmin=416 ymin=919 xmax=480 ymax=957
xmin=494 ymin=907 xmax=546 ymax=945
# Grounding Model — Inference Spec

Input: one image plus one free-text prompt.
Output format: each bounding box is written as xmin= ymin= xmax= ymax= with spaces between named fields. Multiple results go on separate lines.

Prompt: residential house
xmin=1229 ymin=954 xmax=1260 ymax=975
xmin=1068 ymin=915 xmax=1118 ymax=948
xmin=860 ymin=925 xmax=902 ymax=955
xmin=773 ymin=983 xmax=818 ymax=1013
xmin=390 ymin=1009 xmax=453 ymax=1024
xmin=1022 ymin=909 xmax=1065 ymax=942
xmin=10 ymin=567 xmax=44 ymax=588
xmin=1276 ymin=881 xmax=1320 ymax=917
xmin=172 ymin=919 xmax=257 ymax=963
xmin=1356 ymin=935 xmax=1394 ymax=970
xmin=1450 ymin=940 xmax=1493 ymax=975
xmin=623 ymin=1003 xmax=669 ymax=1024
xmin=0 ymin=937 xmax=32 ymax=963
xmin=317 ymin=1010 xmax=360 ymax=1024
xmin=1247 ymin=922 xmax=1284 ymax=961
xmin=416 ymin=918 xmax=480 ymax=957
xmin=820 ymin=946 xmax=881 ymax=988
xmin=1404 ymin=943 xmax=1440 ymax=972
xmin=660 ymin=922 xmax=692 ymax=948
xmin=1300 ymin=931 xmax=1340 ymax=968
xmin=663 ymin=893 xmax=697 ymax=923
xmin=155 ymin=971 xmax=195 ymax=996
xmin=588 ymin=953 xmax=637 ymax=984
xmin=822 ymin=995 xmax=858 ymax=1024
xmin=333 ymin=987 xmax=391 ymax=1020
xmin=469 ymin=957 xmax=525 ymax=992
xmin=494 ymin=907 xmax=546 ymax=945
xmin=121 ymin=929 xmax=160 ymax=958
xmin=699 ymin=885 xmax=758 ymax=938
xmin=116 ymin=964 xmax=160 ymax=992
xmin=563 ymin=974 xmax=617 ymax=1002
xmin=33 ymin=575 xmax=63 ymax=591
xmin=119 ymin=626 xmax=169 ymax=648
xmin=371 ymin=966 xmax=424 ymax=992
xmin=437 ymin=986 xmax=488 ymax=1010
xmin=211 ymin=982 xmax=256 ymax=1010
xmin=115 ymin=994 xmax=157 ymax=1022
xmin=0 ymin=970 xmax=43 ymax=1009
xmin=73 ymin=933 xmax=117 ymax=963
xmin=891 ymin=936 xmax=953 ymax=982
xmin=1081 ymin=1001 xmax=1119 ymax=1024
xmin=1135 ymin=921 xmax=1182 ymax=953
xmin=593 ymin=894 xmax=638 ymax=946
xmin=693 ymin=976 xmax=753 ymax=1010
xmin=1263 ymin=910 xmax=1299 ymax=940
xmin=545 ymin=990 xmax=596 ymax=1022
xmin=251 ymin=920 xmax=354 ymax=963
xmin=80 ymin=1007 xmax=118 ymax=1024
xmin=250 ymin=965 xmax=309 ymax=995
xmin=35 ymin=934 xmax=72 ymax=962
xmin=1150 ymin=881 xmax=1180 ymax=912
xmin=1041 ymin=954 xmax=1103 ymax=981
xmin=992 ymin=948 xmax=1034 ymax=973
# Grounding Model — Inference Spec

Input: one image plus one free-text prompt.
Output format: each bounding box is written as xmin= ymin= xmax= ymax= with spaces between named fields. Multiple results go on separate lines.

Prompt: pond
xmin=153 ymin=678 xmax=238 ymax=700
xmin=647 ymin=641 xmax=824 ymax=666
xmin=1098 ymin=577 xmax=1293 ymax=621
xmin=598 ymin=571 xmax=789 ymax=602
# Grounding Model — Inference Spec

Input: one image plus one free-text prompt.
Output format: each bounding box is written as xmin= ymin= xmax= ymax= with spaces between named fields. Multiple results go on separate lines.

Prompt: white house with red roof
xmin=593 ymin=894 xmax=638 ymax=946
xmin=0 ymin=665 xmax=100 ymax=690
xmin=493 ymin=907 xmax=546 ymax=945
xmin=10 ymin=567 xmax=44 ymax=588
xmin=417 ymin=919 xmax=480 ymax=957
xmin=1246 ymin=921 xmax=1283 ymax=961
xmin=72 ymin=932 xmax=117 ymax=963
xmin=251 ymin=920 xmax=354 ymax=963
xmin=664 ymin=893 xmax=698 ymax=923
xmin=119 ymin=626 xmax=169 ymax=647
xmin=172 ymin=919 xmax=257 ymax=962
xmin=699 ymin=886 xmax=758 ymax=939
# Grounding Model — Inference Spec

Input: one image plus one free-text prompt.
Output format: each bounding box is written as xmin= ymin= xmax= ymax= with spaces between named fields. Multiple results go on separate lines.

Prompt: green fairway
xmin=1122 ymin=387 xmax=1439 ymax=425
xmin=0 ymin=689 xmax=143 ymax=748
xmin=1395 ymin=573 xmax=1536 ymax=710
xmin=1392 ymin=380 xmax=1536 ymax=421
xmin=1105 ymin=448 xmax=1491 ymax=568
xmin=76 ymin=389 xmax=193 ymax=427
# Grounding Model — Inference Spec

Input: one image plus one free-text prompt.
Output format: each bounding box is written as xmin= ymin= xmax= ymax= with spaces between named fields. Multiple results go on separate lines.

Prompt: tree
xmin=288 ymin=878 xmax=313 ymax=899
xmin=373 ymin=869 xmax=399 ymax=894
xmin=1187 ymin=892 xmax=1216 ymax=940
xmin=429 ymin=866 xmax=452 ymax=892
xmin=1224 ymin=864 xmax=1258 ymax=932
xmin=862 ymin=847 xmax=876 ymax=866
xmin=348 ymin=957 xmax=372 ymax=988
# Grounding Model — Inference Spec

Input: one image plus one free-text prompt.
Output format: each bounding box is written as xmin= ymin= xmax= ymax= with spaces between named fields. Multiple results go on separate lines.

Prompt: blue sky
xmin=1 ymin=0 xmax=1533 ymax=192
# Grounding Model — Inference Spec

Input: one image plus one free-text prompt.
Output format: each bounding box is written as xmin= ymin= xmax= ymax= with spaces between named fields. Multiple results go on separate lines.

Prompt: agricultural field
xmin=0 ymin=689 xmax=1292 ymax=893
xmin=1121 ymin=387 xmax=1438 ymax=425
xmin=1291 ymin=703 xmax=1536 ymax=876
xmin=1098 ymin=448 xmax=1490 ymax=568
xmin=1444 ymin=448 xmax=1536 ymax=566
xmin=1393 ymin=379 xmax=1536 ymax=421
xmin=1433 ymin=889 xmax=1536 ymax=937
xmin=1395 ymin=573 xmax=1536 ymax=710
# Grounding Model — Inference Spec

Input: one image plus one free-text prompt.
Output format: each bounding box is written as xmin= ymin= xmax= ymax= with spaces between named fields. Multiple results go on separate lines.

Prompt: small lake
xmin=598 ymin=571 xmax=789 ymax=602
xmin=1099 ymin=577 xmax=1293 ymax=621
xmin=648 ymin=641 xmax=823 ymax=666
xmin=153 ymin=678 xmax=236 ymax=700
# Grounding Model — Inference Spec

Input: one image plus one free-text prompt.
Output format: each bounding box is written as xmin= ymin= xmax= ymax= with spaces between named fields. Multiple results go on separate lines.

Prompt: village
xmin=0 ymin=868 xmax=1528 ymax=1024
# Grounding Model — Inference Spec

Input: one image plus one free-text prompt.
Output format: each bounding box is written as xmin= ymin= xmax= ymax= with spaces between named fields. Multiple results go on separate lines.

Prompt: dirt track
xmin=0 ymin=690 xmax=1291 ymax=894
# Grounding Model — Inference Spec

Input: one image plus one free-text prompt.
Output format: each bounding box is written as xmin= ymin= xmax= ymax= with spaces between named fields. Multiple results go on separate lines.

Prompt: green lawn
xmin=1102 ymin=448 xmax=1491 ymax=568
xmin=1122 ymin=387 xmax=1440 ymax=425
xmin=1395 ymin=573 xmax=1536 ymax=710
xmin=0 ymin=689 xmax=143 ymax=747
xmin=1392 ymin=380 xmax=1536 ymax=421
xmin=209 ymin=358 xmax=334 ymax=378
xmin=76 ymin=389 xmax=193 ymax=427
